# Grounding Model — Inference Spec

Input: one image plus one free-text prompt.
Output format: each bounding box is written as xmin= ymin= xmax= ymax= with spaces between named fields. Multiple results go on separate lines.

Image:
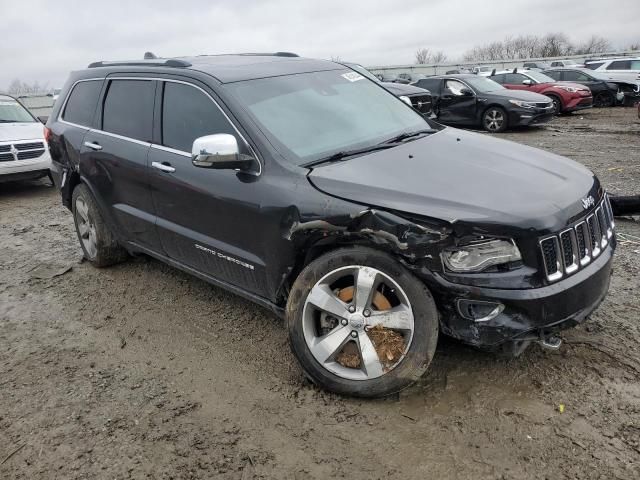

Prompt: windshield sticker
xmin=341 ymin=72 xmax=364 ymax=82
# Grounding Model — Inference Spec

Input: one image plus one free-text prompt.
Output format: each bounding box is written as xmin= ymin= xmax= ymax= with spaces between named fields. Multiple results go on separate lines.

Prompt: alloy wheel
xmin=75 ymin=197 xmax=98 ymax=259
xmin=302 ymin=265 xmax=414 ymax=381
xmin=484 ymin=109 xmax=504 ymax=132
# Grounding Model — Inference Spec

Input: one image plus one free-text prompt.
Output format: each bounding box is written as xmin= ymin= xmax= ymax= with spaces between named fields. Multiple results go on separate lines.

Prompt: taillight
xmin=44 ymin=126 xmax=52 ymax=144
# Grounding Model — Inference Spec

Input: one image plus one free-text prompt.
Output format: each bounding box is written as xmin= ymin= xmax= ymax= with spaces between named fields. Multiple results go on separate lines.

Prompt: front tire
xmin=286 ymin=247 xmax=438 ymax=398
xmin=594 ymin=91 xmax=614 ymax=108
xmin=482 ymin=107 xmax=508 ymax=133
xmin=546 ymin=94 xmax=562 ymax=115
xmin=72 ymin=184 xmax=128 ymax=267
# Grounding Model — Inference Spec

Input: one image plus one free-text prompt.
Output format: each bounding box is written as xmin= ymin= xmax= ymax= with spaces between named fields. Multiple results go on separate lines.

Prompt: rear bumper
xmin=423 ymin=241 xmax=615 ymax=348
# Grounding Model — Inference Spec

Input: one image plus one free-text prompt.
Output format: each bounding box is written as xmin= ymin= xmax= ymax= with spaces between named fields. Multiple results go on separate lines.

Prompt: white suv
xmin=0 ymin=94 xmax=51 ymax=183
xmin=585 ymin=58 xmax=640 ymax=82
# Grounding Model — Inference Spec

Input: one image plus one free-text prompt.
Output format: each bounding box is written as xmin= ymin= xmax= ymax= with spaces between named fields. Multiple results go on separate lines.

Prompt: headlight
xmin=555 ymin=86 xmax=578 ymax=93
xmin=508 ymin=99 xmax=536 ymax=109
xmin=441 ymin=239 xmax=522 ymax=273
xmin=399 ymin=95 xmax=413 ymax=106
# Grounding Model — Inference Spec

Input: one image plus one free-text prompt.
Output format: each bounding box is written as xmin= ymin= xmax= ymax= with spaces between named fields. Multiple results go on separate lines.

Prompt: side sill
xmin=126 ymin=241 xmax=285 ymax=319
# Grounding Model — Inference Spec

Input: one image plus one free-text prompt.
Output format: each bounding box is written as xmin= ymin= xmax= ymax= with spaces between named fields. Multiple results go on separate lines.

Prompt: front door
xmin=148 ymin=80 xmax=268 ymax=296
xmin=438 ymin=79 xmax=477 ymax=124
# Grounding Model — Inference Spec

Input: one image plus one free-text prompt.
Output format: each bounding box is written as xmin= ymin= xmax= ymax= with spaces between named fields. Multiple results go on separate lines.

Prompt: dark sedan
xmin=344 ymin=63 xmax=432 ymax=116
xmin=413 ymin=74 xmax=554 ymax=132
xmin=543 ymin=68 xmax=623 ymax=107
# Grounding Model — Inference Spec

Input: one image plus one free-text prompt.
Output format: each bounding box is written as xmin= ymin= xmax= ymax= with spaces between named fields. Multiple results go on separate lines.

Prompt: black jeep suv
xmin=47 ymin=53 xmax=615 ymax=398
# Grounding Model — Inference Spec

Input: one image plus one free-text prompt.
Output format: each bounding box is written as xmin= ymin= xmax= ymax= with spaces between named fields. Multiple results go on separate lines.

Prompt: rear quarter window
xmin=61 ymin=80 xmax=103 ymax=127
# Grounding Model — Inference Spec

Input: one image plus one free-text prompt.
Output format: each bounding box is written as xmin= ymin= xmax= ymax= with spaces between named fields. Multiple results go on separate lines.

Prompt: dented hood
xmin=307 ymin=128 xmax=598 ymax=232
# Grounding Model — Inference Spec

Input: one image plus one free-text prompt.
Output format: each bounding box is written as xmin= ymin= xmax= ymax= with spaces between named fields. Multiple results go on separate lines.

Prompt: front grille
xmin=15 ymin=142 xmax=44 ymax=151
xmin=17 ymin=150 xmax=44 ymax=160
xmin=0 ymin=141 xmax=46 ymax=162
xmin=539 ymin=195 xmax=615 ymax=282
xmin=409 ymin=95 xmax=432 ymax=114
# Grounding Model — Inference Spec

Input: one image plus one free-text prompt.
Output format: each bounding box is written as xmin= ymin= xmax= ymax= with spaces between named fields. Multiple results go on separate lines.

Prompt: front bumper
xmin=565 ymin=96 xmax=593 ymax=112
xmin=424 ymin=242 xmax=614 ymax=348
xmin=0 ymin=152 xmax=51 ymax=181
xmin=509 ymin=108 xmax=555 ymax=127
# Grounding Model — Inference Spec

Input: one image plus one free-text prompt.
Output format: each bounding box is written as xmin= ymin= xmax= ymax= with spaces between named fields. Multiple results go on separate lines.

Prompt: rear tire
xmin=72 ymin=184 xmax=128 ymax=267
xmin=286 ymin=247 xmax=439 ymax=398
xmin=482 ymin=106 xmax=508 ymax=133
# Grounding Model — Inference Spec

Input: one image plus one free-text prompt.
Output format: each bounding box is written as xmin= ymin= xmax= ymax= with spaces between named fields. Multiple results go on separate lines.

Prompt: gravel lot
xmin=1 ymin=107 xmax=639 ymax=479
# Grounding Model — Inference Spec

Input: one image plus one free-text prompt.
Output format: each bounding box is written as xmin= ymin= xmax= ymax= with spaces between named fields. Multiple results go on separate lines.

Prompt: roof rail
xmin=88 ymin=59 xmax=191 ymax=68
xmin=232 ymin=52 xmax=299 ymax=57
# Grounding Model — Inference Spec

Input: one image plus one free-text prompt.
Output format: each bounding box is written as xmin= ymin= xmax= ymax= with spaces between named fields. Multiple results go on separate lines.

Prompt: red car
xmin=490 ymin=70 xmax=592 ymax=114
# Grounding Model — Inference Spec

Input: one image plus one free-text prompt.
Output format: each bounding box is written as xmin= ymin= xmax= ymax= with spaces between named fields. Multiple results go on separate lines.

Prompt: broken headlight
xmin=441 ymin=239 xmax=521 ymax=273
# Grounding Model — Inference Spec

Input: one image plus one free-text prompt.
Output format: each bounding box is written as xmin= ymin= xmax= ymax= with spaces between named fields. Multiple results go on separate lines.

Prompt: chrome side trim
xmin=150 ymin=144 xmax=191 ymax=158
xmin=88 ymin=128 xmax=151 ymax=147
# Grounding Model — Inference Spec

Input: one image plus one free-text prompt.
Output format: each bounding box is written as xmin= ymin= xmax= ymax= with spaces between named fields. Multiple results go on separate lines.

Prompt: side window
xmin=161 ymin=82 xmax=238 ymax=153
xmin=444 ymin=80 xmax=466 ymax=95
xmin=102 ymin=80 xmax=154 ymax=142
xmin=504 ymin=73 xmax=527 ymax=84
xmin=564 ymin=71 xmax=590 ymax=82
xmin=415 ymin=79 xmax=439 ymax=92
xmin=631 ymin=60 xmax=640 ymax=70
xmin=545 ymin=71 xmax=561 ymax=81
xmin=62 ymin=80 xmax=103 ymax=127
xmin=607 ymin=60 xmax=630 ymax=70
xmin=491 ymin=74 xmax=506 ymax=84
xmin=585 ymin=62 xmax=604 ymax=70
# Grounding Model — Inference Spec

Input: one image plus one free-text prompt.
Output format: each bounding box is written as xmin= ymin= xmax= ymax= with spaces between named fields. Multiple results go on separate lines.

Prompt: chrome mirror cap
xmin=192 ymin=134 xmax=240 ymax=168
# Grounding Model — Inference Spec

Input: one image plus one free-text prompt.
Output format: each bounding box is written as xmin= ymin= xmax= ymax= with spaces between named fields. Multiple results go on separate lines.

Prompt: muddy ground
xmin=1 ymin=107 xmax=639 ymax=479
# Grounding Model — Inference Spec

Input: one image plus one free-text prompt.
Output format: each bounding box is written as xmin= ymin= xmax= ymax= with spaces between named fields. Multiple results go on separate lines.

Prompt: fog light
xmin=457 ymin=299 xmax=504 ymax=322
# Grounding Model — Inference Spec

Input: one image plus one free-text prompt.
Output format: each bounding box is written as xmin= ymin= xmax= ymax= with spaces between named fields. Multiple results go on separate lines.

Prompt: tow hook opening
xmin=457 ymin=299 xmax=504 ymax=322
xmin=538 ymin=334 xmax=562 ymax=351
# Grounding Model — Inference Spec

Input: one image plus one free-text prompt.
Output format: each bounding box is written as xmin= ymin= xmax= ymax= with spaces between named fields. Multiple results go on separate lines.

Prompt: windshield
xmin=0 ymin=98 xmax=35 ymax=123
xmin=463 ymin=77 xmax=505 ymax=93
xmin=228 ymin=69 xmax=432 ymax=165
xmin=526 ymin=71 xmax=556 ymax=83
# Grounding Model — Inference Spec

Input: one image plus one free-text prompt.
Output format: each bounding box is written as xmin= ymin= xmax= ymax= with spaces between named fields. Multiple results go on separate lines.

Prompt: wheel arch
xmin=275 ymin=209 xmax=453 ymax=306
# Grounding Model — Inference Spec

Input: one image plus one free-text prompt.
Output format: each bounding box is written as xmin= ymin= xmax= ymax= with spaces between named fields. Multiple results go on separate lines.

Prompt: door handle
xmin=83 ymin=141 xmax=102 ymax=151
xmin=441 ymin=95 xmax=453 ymax=100
xmin=151 ymin=161 xmax=176 ymax=173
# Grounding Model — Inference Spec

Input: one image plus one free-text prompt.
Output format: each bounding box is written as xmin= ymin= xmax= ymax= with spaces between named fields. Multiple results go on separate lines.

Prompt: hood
xmin=382 ymin=82 xmax=430 ymax=96
xmin=484 ymin=89 xmax=552 ymax=102
xmin=308 ymin=128 xmax=598 ymax=233
xmin=0 ymin=122 xmax=44 ymax=142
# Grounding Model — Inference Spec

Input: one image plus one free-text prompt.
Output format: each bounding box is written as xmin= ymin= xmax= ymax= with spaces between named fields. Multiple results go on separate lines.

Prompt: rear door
xmin=81 ymin=78 xmax=161 ymax=250
xmin=438 ymin=79 xmax=477 ymax=124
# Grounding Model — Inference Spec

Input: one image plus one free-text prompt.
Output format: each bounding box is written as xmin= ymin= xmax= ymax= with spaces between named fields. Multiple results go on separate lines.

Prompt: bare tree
xmin=431 ymin=51 xmax=448 ymax=64
xmin=6 ymin=79 xmax=49 ymax=96
xmin=414 ymin=48 xmax=431 ymax=64
xmin=575 ymin=35 xmax=611 ymax=55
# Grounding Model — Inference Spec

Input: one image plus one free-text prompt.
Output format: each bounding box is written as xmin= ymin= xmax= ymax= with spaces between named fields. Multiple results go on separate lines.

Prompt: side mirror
xmin=522 ymin=79 xmax=533 ymax=86
xmin=191 ymin=134 xmax=256 ymax=172
xmin=460 ymin=88 xmax=474 ymax=96
xmin=37 ymin=115 xmax=48 ymax=124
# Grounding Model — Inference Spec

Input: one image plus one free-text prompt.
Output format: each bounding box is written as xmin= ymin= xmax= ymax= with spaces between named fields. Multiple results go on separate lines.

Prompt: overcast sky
xmin=1 ymin=0 xmax=638 ymax=89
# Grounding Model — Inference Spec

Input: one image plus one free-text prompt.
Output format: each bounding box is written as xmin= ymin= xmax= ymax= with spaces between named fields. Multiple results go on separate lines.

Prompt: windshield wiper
xmin=379 ymin=129 xmax=437 ymax=145
xmin=303 ymin=144 xmax=395 ymax=168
